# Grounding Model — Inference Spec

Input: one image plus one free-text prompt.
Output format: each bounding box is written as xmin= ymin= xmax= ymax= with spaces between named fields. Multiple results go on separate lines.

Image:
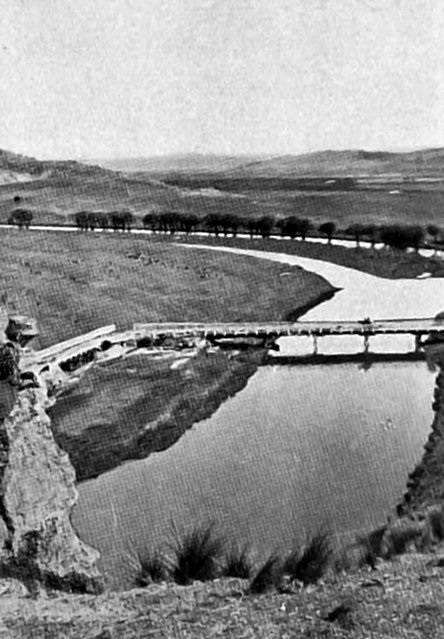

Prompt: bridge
xmin=134 ymin=318 xmax=444 ymax=356
xmin=17 ymin=316 xmax=444 ymax=391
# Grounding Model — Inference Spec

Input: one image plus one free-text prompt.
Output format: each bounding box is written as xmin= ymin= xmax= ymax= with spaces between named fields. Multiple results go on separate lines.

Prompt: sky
xmin=0 ymin=0 xmax=443 ymax=159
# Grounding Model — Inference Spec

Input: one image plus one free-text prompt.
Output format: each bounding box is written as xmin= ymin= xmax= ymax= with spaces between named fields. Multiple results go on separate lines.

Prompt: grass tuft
xmin=286 ymin=530 xmax=333 ymax=585
xmin=248 ymin=553 xmax=282 ymax=595
xmin=223 ymin=543 xmax=253 ymax=579
xmin=134 ymin=549 xmax=168 ymax=587
xmin=169 ymin=521 xmax=225 ymax=585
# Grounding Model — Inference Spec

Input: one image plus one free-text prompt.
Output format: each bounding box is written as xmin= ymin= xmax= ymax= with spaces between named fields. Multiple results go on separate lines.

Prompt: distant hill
xmin=90 ymin=153 xmax=261 ymax=175
xmin=94 ymin=148 xmax=444 ymax=179
xmin=0 ymin=148 xmax=111 ymax=184
xmin=0 ymin=148 xmax=256 ymax=224
xmin=224 ymin=148 xmax=444 ymax=179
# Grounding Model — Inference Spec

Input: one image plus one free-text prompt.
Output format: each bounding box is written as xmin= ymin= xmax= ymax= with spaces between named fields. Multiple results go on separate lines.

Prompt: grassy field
xmin=1 ymin=229 xmax=333 ymax=480
xmin=1 ymin=230 xmax=332 ymax=348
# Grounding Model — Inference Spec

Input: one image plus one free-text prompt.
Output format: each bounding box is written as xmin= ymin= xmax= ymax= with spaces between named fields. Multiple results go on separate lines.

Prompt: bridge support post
xmin=312 ymin=334 xmax=318 ymax=356
xmin=363 ymin=334 xmax=370 ymax=354
xmin=415 ymin=334 xmax=422 ymax=353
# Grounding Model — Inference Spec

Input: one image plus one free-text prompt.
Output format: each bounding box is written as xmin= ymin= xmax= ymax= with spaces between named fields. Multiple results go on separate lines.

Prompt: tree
xmin=220 ymin=214 xmax=241 ymax=237
xmin=256 ymin=216 xmax=275 ymax=239
xmin=298 ymin=218 xmax=313 ymax=241
xmin=143 ymin=212 xmax=161 ymax=232
xmin=204 ymin=213 xmax=225 ymax=237
xmin=318 ymin=221 xmax=336 ymax=244
xmin=8 ymin=208 xmax=33 ymax=229
xmin=346 ymin=223 xmax=366 ymax=247
xmin=74 ymin=211 xmax=89 ymax=231
xmin=379 ymin=225 xmax=423 ymax=251
xmin=111 ymin=211 xmax=133 ymax=232
xmin=163 ymin=211 xmax=181 ymax=234
xmin=427 ymin=224 xmax=440 ymax=244
xmin=278 ymin=216 xmax=299 ymax=239
xmin=362 ymin=224 xmax=378 ymax=248
xmin=246 ymin=218 xmax=259 ymax=238
xmin=94 ymin=212 xmax=109 ymax=231
xmin=181 ymin=213 xmax=200 ymax=235
xmin=405 ymin=226 xmax=424 ymax=252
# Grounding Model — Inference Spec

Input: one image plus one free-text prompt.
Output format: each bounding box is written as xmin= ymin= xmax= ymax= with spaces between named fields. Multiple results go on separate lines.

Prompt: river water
xmin=72 ymin=247 xmax=444 ymax=588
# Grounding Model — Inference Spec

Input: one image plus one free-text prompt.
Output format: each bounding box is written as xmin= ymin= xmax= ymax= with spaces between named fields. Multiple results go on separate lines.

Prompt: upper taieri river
xmin=72 ymin=245 xmax=444 ymax=588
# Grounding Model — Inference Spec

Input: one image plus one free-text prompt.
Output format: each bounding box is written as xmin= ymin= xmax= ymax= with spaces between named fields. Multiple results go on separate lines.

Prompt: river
xmin=71 ymin=246 xmax=444 ymax=588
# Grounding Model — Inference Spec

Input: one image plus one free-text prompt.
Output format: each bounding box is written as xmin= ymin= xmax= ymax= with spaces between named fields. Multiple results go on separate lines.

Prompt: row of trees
xmin=10 ymin=204 xmax=440 ymax=253
xmin=73 ymin=211 xmax=133 ymax=232
xmin=141 ymin=212 xmax=439 ymax=252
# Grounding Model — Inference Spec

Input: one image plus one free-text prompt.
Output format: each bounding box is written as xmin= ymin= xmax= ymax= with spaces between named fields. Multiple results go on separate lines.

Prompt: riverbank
xmin=3 ymin=551 xmax=444 ymax=638
xmin=182 ymin=234 xmax=444 ymax=279
xmin=399 ymin=346 xmax=444 ymax=514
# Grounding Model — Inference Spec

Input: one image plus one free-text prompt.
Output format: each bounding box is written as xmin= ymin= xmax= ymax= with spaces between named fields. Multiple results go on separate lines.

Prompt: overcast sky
xmin=1 ymin=0 xmax=443 ymax=159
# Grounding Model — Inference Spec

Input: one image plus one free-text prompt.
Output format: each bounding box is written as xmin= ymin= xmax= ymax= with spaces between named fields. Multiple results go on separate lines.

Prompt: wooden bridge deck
xmin=22 ymin=317 xmax=444 ymax=379
xmin=133 ymin=318 xmax=444 ymax=339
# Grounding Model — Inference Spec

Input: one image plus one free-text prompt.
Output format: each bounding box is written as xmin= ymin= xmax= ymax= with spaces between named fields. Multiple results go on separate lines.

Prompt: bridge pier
xmin=312 ymin=334 xmax=318 ymax=355
xmin=363 ymin=334 xmax=370 ymax=354
xmin=415 ymin=334 xmax=422 ymax=353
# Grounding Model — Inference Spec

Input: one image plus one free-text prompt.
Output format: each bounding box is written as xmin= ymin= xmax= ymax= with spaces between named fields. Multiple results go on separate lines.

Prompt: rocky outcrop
xmin=0 ymin=331 xmax=103 ymax=593
xmin=0 ymin=387 xmax=102 ymax=592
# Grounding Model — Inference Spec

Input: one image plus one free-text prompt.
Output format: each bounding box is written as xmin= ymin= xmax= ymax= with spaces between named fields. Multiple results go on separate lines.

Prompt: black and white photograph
xmin=0 ymin=0 xmax=444 ymax=636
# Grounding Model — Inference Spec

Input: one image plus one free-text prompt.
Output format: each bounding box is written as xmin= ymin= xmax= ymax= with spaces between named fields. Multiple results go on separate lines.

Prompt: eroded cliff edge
xmin=399 ymin=344 xmax=444 ymax=515
xmin=0 ymin=339 xmax=102 ymax=594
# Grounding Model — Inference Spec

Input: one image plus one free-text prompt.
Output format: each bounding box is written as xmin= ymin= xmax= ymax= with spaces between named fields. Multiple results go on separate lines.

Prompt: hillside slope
xmin=0 ymin=148 xmax=236 ymax=224
xmin=226 ymin=148 xmax=444 ymax=178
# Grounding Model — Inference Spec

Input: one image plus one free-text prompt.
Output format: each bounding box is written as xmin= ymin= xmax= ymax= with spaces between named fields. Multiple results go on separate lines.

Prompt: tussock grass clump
xmin=169 ymin=521 xmax=225 ymax=585
xmin=223 ymin=543 xmax=253 ymax=579
xmin=134 ymin=549 xmax=168 ymax=587
xmin=382 ymin=519 xmax=428 ymax=558
xmin=285 ymin=530 xmax=333 ymax=585
xmin=427 ymin=507 xmax=444 ymax=542
xmin=248 ymin=553 xmax=282 ymax=594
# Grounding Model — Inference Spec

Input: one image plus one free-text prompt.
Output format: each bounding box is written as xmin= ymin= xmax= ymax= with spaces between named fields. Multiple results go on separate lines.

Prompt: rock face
xmin=399 ymin=345 xmax=444 ymax=514
xmin=0 ymin=385 xmax=103 ymax=593
xmin=0 ymin=314 xmax=103 ymax=592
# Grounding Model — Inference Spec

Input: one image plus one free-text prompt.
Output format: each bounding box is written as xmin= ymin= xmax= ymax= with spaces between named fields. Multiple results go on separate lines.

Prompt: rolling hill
xmin=96 ymin=148 xmax=444 ymax=180
xmin=1 ymin=147 xmax=444 ymax=228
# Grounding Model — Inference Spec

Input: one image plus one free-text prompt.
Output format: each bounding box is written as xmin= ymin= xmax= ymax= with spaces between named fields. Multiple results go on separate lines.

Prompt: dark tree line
xmin=345 ymin=223 xmax=427 ymax=252
xmin=74 ymin=211 xmax=133 ymax=232
xmin=67 ymin=207 xmax=443 ymax=252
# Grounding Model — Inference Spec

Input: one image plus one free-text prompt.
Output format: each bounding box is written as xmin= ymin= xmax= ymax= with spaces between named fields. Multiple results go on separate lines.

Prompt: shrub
xmin=169 ymin=521 xmax=225 ymax=585
xmin=134 ymin=549 xmax=168 ymax=587
xmin=248 ymin=553 xmax=282 ymax=594
xmin=223 ymin=543 xmax=253 ymax=579
xmin=286 ymin=530 xmax=333 ymax=585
